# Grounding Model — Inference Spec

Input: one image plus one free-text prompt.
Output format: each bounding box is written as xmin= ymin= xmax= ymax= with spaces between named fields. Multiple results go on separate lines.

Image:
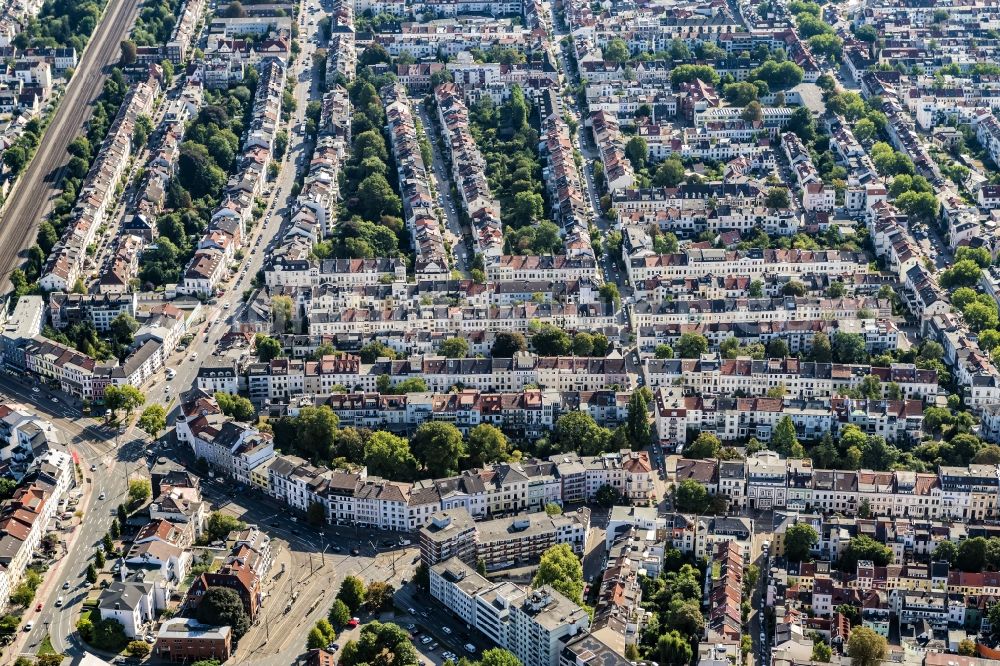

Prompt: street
xmin=417 ymin=103 xmax=471 ymax=276
xmin=0 ymin=373 xmax=133 ymax=661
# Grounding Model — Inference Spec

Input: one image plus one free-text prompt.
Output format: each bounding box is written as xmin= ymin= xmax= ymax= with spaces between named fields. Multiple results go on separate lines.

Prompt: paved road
xmin=417 ymin=103 xmax=471 ymax=276
xmin=144 ymin=0 xmax=326 ymax=416
xmin=0 ymin=0 xmax=142 ymax=291
xmin=0 ymin=374 xmax=132 ymax=662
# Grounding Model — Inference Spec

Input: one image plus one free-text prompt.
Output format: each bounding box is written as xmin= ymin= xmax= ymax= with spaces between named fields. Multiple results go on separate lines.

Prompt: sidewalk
xmin=8 ymin=449 xmax=92 ymax=657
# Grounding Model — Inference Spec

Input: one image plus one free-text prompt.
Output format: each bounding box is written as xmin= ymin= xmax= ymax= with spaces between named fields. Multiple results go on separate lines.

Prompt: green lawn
xmin=38 ymin=633 xmax=56 ymax=655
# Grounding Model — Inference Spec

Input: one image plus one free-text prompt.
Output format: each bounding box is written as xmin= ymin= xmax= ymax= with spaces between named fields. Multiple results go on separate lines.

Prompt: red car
xmin=347 ymin=618 xmax=359 ymax=628
xmin=35 ymin=603 xmax=42 ymax=612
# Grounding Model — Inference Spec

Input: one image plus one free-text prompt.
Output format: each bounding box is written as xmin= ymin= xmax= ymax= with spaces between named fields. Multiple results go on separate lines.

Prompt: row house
xmin=636 ymin=317 xmax=899 ymax=357
xmin=645 ymin=356 xmax=939 ymax=401
xmin=0 ymin=450 xmax=73 ymax=609
xmin=48 ymin=292 xmax=137 ymax=331
xmin=307 ymin=301 xmax=617 ymax=338
xmin=375 ymin=20 xmax=537 ymax=59
xmin=382 ymin=83 xmax=449 ymax=278
xmin=671 ymin=452 xmax=997 ymax=519
xmin=40 ymin=78 xmax=159 ymax=292
xmin=626 ymin=247 xmax=870 ymax=283
xmin=326 ymin=31 xmax=355 ymax=87
xmin=265 ymin=256 xmax=406 ymax=289
xmin=435 ymin=84 xmax=504 ymax=259
xmin=654 ymin=392 xmax=924 ymax=447
xmin=410 ymin=0 xmax=522 ymax=17
xmin=539 ymin=88 xmax=594 ymax=259
xmin=631 ymin=295 xmax=889 ymax=328
xmin=590 ymin=110 xmax=635 ymax=192
xmin=486 ymin=255 xmax=599 ymax=282
xmin=247 ymin=351 xmax=633 ymax=402
xmin=178 ymin=58 xmax=284 ymax=297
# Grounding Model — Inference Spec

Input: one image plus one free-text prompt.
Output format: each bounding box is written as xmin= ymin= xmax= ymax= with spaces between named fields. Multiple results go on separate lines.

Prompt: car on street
xmin=63 ymin=581 xmax=70 ymax=589
xmin=98 ymin=491 xmax=106 ymax=500
xmin=32 ymin=387 xmax=39 ymax=393
xmin=90 ymin=464 xmax=97 ymax=471
xmin=24 ymin=621 xmax=33 ymax=631
xmin=35 ymin=603 xmax=42 ymax=611
xmin=442 ymin=626 xmax=452 ymax=635
xmin=351 ymin=548 xmax=360 ymax=556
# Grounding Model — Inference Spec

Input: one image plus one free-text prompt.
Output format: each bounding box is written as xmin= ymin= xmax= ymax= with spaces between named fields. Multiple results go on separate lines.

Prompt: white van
xmin=166 ymin=368 xmax=176 ymax=379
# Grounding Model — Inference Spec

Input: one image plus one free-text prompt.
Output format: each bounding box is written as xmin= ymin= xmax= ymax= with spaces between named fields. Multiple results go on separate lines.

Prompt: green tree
xmin=127 ymin=479 xmax=151 ymax=507
xmin=595 ymin=484 xmax=620 ymax=507
xmin=127 ymin=640 xmax=151 ymax=657
xmin=956 ymin=536 xmax=988 ymax=572
xmin=365 ymin=581 xmax=394 ymax=611
xmin=832 ymin=332 xmax=868 ymax=364
xmin=532 ymin=544 xmax=584 ymax=604
xmin=785 ymin=523 xmax=819 ymax=562
xmin=492 ymin=332 xmax=527 ymax=357
xmin=339 ymin=621 xmax=417 ymax=666
xmin=553 ymin=411 xmax=611 ymax=456
xmin=195 ymin=587 xmax=250 ymax=638
xmin=572 ymin=332 xmax=595 ymax=357
xmin=105 ymin=384 xmax=145 ymax=418
xmin=328 ymin=598 xmax=351 ymax=628
xmin=812 ymin=640 xmax=832 ymax=662
xmin=411 ymin=421 xmax=466 ymax=477
xmin=603 ymin=37 xmax=629 ymax=63
xmin=723 ymin=81 xmax=760 ymax=105
xmin=765 ymin=187 xmax=791 ymax=209
xmin=480 ymin=649 xmax=523 ymax=666
xmin=307 ymin=626 xmax=328 ymax=650
xmin=625 ymin=136 xmax=648 ymax=169
xmin=532 ymin=324 xmax=573 ymax=355
xmin=940 ymin=259 xmax=982 ymax=288
xmin=626 ymin=389 xmax=651 ymax=446
xmin=205 ymin=512 xmax=246 ymax=542
xmin=364 ymin=431 xmax=419 ymax=480
xmin=544 ymin=502 xmax=563 ymax=516
xmin=771 ymin=415 xmax=799 ymax=456
xmin=307 ymin=501 xmax=326 ymax=526
xmin=465 ymin=424 xmax=509 ymax=468
xmin=255 ymin=335 xmax=284 ymax=362
xmin=657 ymin=630 xmax=693 ymax=666
xmin=839 ymin=534 xmax=893 ymax=571
xmin=137 ymin=404 xmax=166 ymax=439
xmin=337 ymin=575 xmax=366 ymax=613
xmin=932 ymin=539 xmax=958 ymax=564
xmin=685 ymin=432 xmax=721 ymax=459
xmin=847 ymin=627 xmax=888 ymax=666
xmin=439 ymin=337 xmax=469 ymax=358
xmin=654 ymin=344 xmax=674 ymax=359
xmin=215 ymin=392 xmax=256 ymax=421
xmin=654 ymin=159 xmax=686 ymax=187
xmin=676 ymin=332 xmax=709 ymax=358
xmin=675 ymin=478 xmax=710 ymax=513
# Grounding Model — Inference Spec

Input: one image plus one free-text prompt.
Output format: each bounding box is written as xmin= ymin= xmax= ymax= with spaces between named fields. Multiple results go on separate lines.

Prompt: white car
xmin=98 ymin=491 xmax=106 ymax=501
